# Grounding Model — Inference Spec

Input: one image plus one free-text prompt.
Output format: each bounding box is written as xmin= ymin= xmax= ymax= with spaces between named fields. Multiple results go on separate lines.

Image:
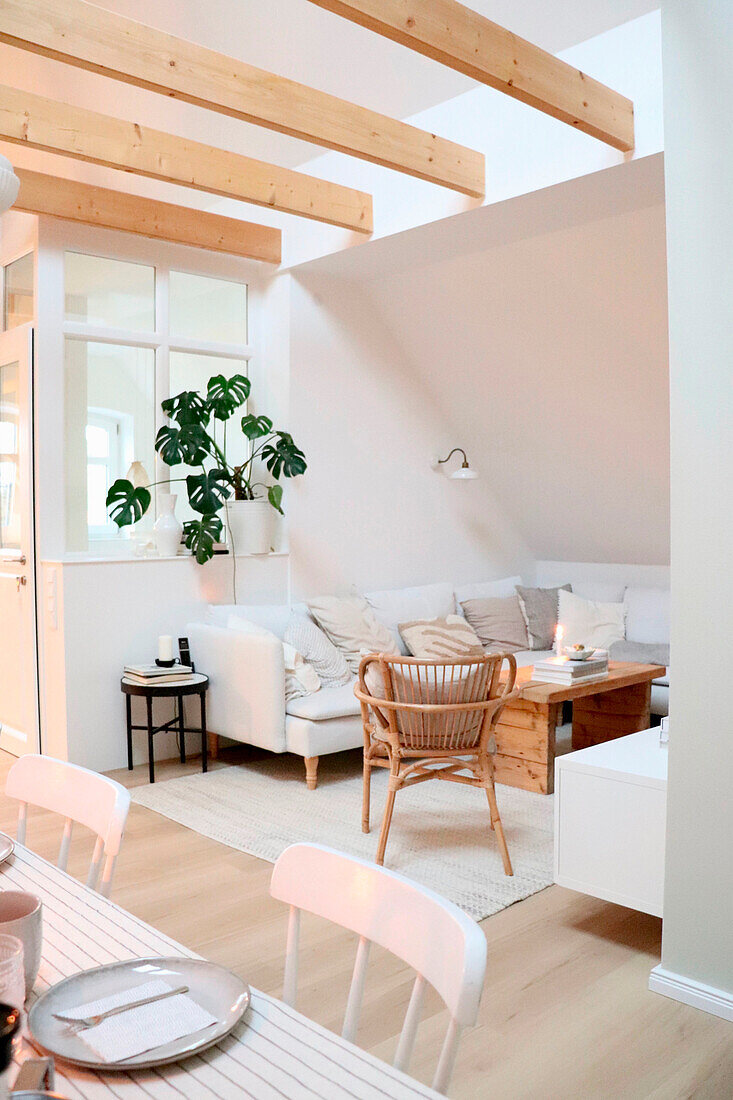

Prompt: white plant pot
xmin=227 ymin=499 xmax=272 ymax=555
xmin=153 ymin=493 xmax=183 ymax=557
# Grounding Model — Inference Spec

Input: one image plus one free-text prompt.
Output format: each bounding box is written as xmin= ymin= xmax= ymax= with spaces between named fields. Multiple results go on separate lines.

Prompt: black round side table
xmin=121 ymin=673 xmax=209 ymax=784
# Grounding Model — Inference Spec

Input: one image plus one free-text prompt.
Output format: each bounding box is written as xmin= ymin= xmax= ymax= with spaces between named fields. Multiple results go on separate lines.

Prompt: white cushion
xmin=454 ymin=575 xmax=523 ymax=604
xmin=308 ymin=595 xmax=400 ymax=673
xmin=569 ymin=581 xmax=625 ymax=604
xmin=212 ymin=603 xmax=292 ymax=638
xmin=558 ymin=589 xmax=626 ymax=650
xmin=286 ymin=680 xmax=360 ymax=721
xmin=227 ymin=616 xmax=320 ymax=702
xmin=365 ymin=583 xmax=455 ymax=653
xmin=624 ymin=587 xmax=670 ymax=644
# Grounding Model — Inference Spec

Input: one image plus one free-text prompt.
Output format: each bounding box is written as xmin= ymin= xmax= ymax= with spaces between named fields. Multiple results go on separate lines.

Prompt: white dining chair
xmin=5 ymin=754 xmax=131 ymax=898
xmin=270 ymin=842 xmax=487 ymax=1096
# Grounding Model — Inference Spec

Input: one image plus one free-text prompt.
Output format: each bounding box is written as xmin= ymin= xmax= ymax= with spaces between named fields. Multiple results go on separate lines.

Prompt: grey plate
xmin=28 ymin=956 xmax=250 ymax=1071
xmin=0 ymin=831 xmax=14 ymax=864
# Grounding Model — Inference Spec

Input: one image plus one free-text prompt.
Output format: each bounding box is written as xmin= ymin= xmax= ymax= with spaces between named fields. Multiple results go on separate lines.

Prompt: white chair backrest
xmin=5 ymin=754 xmax=131 ymax=897
xmin=270 ymin=843 xmax=486 ymax=1095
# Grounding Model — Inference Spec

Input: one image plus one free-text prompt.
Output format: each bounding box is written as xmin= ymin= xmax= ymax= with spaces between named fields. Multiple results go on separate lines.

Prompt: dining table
xmin=1 ymin=841 xmax=440 ymax=1099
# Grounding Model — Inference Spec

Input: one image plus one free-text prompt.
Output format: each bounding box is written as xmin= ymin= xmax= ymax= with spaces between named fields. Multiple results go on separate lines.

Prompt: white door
xmin=0 ymin=324 xmax=39 ymax=756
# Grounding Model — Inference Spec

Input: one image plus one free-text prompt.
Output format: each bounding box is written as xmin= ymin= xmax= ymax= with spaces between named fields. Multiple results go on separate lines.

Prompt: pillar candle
xmin=158 ymin=635 xmax=173 ymax=662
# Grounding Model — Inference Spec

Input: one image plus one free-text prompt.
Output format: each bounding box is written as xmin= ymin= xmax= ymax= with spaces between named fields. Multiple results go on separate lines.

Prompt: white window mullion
xmin=154 ymin=265 xmax=170 ymax=507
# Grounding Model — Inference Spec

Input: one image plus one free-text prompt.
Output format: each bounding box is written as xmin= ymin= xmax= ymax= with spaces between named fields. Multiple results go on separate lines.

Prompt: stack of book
xmin=123 ymin=663 xmax=195 ymax=686
xmin=531 ymin=653 xmax=609 ymax=686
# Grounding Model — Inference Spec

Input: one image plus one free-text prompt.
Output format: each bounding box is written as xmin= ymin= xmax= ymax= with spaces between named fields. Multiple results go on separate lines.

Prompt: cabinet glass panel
xmin=64 ymin=339 xmax=155 ymax=549
xmin=3 ymin=253 xmax=34 ymax=331
xmin=169 ymin=271 xmax=247 ymax=345
xmin=64 ymin=253 xmax=155 ymax=331
xmin=0 ymin=362 xmax=20 ymax=549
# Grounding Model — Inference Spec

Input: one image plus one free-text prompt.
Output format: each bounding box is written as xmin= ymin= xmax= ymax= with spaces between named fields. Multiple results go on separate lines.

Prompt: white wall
xmin=651 ymin=0 xmax=733 ymax=1015
xmin=289 ymin=177 xmax=670 ymax=571
xmin=287 ymin=274 xmax=534 ymax=597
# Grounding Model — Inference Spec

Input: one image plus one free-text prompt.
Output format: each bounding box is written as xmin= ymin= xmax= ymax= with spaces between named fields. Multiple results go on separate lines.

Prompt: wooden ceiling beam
xmin=13 ymin=167 xmax=282 ymax=263
xmin=306 ymin=0 xmax=635 ymax=152
xmin=0 ymin=0 xmax=485 ymax=197
xmin=0 ymin=85 xmax=372 ymax=233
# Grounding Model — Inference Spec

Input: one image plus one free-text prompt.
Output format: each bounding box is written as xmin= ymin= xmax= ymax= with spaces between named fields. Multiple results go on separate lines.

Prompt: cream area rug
xmin=131 ymin=751 xmax=554 ymax=921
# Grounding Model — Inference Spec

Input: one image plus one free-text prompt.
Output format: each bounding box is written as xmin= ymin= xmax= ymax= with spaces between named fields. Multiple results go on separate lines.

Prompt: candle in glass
xmin=554 ymin=624 xmax=564 ymax=658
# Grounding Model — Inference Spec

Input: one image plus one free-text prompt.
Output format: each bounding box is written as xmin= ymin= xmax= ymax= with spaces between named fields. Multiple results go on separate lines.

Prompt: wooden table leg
xmin=572 ymin=681 xmax=651 ymax=751
xmin=493 ymin=700 xmax=560 ymax=794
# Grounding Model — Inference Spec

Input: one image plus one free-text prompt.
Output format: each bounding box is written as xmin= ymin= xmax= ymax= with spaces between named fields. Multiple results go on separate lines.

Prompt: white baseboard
xmin=649 ymin=965 xmax=733 ymax=1022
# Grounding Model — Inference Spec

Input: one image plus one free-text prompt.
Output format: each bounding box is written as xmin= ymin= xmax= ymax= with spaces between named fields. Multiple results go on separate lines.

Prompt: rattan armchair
xmin=355 ymin=652 xmax=520 ymax=873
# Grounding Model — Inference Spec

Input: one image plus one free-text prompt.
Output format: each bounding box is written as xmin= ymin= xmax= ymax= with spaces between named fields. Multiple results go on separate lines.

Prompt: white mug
xmin=0 ymin=892 xmax=42 ymax=992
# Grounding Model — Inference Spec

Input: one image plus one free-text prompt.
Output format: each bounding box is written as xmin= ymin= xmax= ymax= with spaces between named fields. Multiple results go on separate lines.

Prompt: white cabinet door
xmin=0 ymin=324 xmax=39 ymax=756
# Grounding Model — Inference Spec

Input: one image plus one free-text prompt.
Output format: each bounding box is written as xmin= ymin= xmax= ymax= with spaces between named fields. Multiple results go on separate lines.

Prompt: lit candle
xmin=158 ymin=635 xmax=173 ymax=662
xmin=554 ymin=624 xmax=564 ymax=658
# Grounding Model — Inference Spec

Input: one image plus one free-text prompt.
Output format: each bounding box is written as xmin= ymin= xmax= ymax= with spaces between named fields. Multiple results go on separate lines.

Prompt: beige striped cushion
xmin=398 ymin=615 xmax=484 ymax=660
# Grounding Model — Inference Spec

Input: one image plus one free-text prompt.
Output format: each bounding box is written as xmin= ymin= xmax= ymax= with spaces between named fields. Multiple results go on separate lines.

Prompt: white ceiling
xmin=33 ymin=0 xmax=659 ymax=169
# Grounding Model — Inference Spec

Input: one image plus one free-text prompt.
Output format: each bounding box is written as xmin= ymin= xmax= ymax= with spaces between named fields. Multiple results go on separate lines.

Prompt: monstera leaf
xmin=186 ymin=470 xmax=232 ymax=515
xmin=240 ymin=413 xmax=273 ymax=440
xmin=183 ymin=515 xmax=223 ymax=564
xmin=262 ymin=432 xmax=307 ymax=480
xmin=207 ymin=374 xmax=251 ymax=421
xmin=162 ymin=390 xmax=210 ymax=428
xmin=106 ymin=479 xmax=151 ymax=527
xmin=267 ymin=484 xmax=284 ymax=515
xmin=155 ymin=424 xmax=212 ymax=467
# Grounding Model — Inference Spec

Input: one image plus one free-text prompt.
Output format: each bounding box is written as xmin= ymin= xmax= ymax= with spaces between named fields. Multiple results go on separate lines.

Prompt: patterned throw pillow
xmin=307 ymin=596 xmax=400 ymax=673
xmin=283 ymin=613 xmax=351 ymax=687
xmin=398 ymin=615 xmax=484 ymax=660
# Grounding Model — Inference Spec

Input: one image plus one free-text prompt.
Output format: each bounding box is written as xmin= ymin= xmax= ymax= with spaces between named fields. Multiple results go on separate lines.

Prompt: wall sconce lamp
xmin=437 ymin=448 xmax=479 ymax=480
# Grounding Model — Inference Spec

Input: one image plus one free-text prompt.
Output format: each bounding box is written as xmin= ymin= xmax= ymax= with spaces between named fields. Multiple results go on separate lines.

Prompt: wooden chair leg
xmin=304 ymin=756 xmax=319 ymax=790
xmin=362 ymin=754 xmax=372 ymax=834
xmin=207 ymin=731 xmax=219 ymax=761
xmin=484 ymin=772 xmax=513 ymax=876
xmin=376 ymin=760 xmax=400 ymax=866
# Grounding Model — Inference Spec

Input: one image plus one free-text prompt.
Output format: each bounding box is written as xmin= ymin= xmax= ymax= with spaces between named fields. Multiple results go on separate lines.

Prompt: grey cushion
xmin=609 ymin=639 xmax=670 ymax=671
xmin=283 ymin=613 xmax=351 ymax=688
xmin=515 ymin=584 xmax=572 ymax=650
xmin=460 ymin=595 xmax=529 ymax=653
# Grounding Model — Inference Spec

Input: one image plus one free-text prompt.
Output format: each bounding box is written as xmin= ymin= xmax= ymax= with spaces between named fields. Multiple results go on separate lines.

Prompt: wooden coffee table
xmin=494 ymin=661 xmax=666 ymax=794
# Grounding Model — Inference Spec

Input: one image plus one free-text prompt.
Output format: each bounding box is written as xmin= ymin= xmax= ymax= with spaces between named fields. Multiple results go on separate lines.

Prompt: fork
xmin=53 ymin=984 xmax=189 ymax=1031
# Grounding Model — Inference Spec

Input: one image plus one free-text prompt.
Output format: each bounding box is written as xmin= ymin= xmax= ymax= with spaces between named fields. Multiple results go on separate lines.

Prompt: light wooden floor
xmin=1 ymin=746 xmax=730 ymax=1099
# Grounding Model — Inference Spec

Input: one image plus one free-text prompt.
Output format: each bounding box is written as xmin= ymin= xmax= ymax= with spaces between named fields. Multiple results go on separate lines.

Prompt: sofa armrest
xmin=187 ymin=622 xmax=287 ymax=752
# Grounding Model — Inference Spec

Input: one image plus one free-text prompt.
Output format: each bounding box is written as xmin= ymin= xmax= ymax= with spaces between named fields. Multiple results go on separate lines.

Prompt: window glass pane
xmin=3 ymin=253 xmax=34 ymax=331
xmin=169 ymin=351 xmax=249 ymax=526
xmin=64 ymin=340 xmax=156 ymax=548
xmin=0 ymin=362 xmax=20 ymax=549
xmin=169 ymin=271 xmax=247 ymax=344
xmin=64 ymin=253 xmax=155 ymax=331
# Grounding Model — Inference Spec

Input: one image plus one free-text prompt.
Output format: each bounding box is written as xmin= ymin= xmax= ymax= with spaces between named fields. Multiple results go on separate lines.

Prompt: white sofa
xmin=187 ymin=571 xmax=670 ymax=789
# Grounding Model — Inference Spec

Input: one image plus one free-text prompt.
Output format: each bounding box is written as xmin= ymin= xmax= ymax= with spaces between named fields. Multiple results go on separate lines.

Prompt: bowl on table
xmin=563 ymin=645 xmax=596 ymax=662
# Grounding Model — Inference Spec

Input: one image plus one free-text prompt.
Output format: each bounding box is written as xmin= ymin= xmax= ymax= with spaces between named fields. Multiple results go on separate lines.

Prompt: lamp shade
xmin=450 ymin=465 xmax=479 ymax=480
xmin=0 ymin=155 xmax=19 ymax=215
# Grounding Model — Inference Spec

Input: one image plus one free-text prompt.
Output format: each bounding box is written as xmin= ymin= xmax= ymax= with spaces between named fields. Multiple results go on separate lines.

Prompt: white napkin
xmin=61 ymin=979 xmax=217 ymax=1062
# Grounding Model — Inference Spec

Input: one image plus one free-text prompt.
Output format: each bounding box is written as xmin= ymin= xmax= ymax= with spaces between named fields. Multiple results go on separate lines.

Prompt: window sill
xmin=43 ymin=550 xmax=289 ymax=565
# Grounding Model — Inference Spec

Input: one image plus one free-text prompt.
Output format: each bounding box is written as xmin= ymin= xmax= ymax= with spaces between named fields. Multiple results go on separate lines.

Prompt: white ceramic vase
xmin=227 ymin=499 xmax=271 ymax=555
xmin=153 ymin=493 xmax=183 ymax=557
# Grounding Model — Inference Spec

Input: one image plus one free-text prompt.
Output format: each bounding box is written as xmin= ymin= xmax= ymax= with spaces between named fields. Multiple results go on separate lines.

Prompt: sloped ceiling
xmin=305 ymin=162 xmax=670 ymax=566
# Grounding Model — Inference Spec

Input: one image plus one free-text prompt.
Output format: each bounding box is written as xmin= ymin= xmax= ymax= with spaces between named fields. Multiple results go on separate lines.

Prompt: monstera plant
xmin=106 ymin=373 xmax=307 ymax=564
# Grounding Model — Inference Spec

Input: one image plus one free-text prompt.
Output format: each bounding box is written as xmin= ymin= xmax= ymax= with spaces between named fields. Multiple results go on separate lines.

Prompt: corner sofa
xmin=187 ymin=568 xmax=670 ymax=789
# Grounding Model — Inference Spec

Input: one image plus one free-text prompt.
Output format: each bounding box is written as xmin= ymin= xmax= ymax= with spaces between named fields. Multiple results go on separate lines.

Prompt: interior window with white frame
xmin=62 ymin=249 xmax=250 ymax=553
